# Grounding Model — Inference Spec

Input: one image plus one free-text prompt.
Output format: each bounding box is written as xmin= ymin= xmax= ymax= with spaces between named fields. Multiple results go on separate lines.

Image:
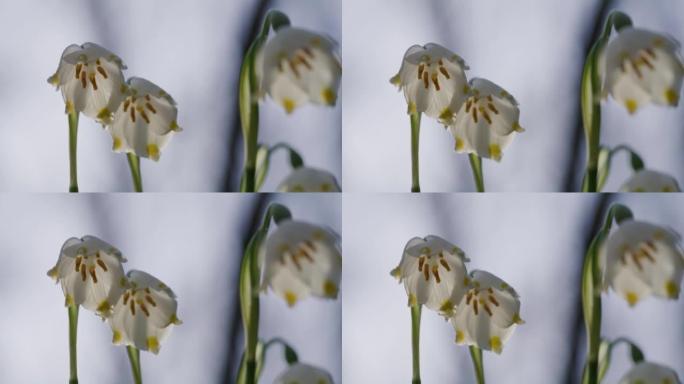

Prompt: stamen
xmin=644 ymin=47 xmax=656 ymax=59
xmin=439 ymin=66 xmax=450 ymax=79
xmin=290 ymin=253 xmax=302 ymax=270
xmin=80 ymin=71 xmax=87 ymax=88
xmin=140 ymin=109 xmax=150 ymax=124
xmin=418 ymin=256 xmax=425 ymax=272
xmin=123 ymin=292 xmax=130 ymax=305
xmin=482 ymin=300 xmax=493 ymax=316
xmin=439 ymin=259 xmax=451 ymax=271
xmin=97 ymin=66 xmax=108 ymax=79
xmin=289 ymin=60 xmax=300 ymax=78
xmin=297 ymin=55 xmax=312 ymax=70
xmin=302 ymin=46 xmax=314 ymax=58
xmin=422 ymin=71 xmax=429 ymax=89
xmin=304 ymin=240 xmax=317 ymax=251
xmin=89 ymin=267 xmax=98 ymax=283
xmin=80 ymin=264 xmax=87 ymax=282
xmin=139 ymin=302 xmax=150 ymax=317
xmin=489 ymin=295 xmax=500 ymax=306
xmin=466 ymin=292 xmax=473 ymax=305
xmin=630 ymin=60 xmax=642 ymax=78
xmin=145 ymin=95 xmax=151 ymax=101
xmin=471 ymin=106 xmax=478 ymax=123
xmin=639 ymin=248 xmax=655 ymax=262
xmin=488 ymin=103 xmax=499 ymax=114
xmin=431 ymin=73 xmax=440 ymax=91
xmin=432 ymin=266 xmax=441 ymax=283
xmin=473 ymin=299 xmax=479 ymax=315
xmin=298 ymin=247 xmax=314 ymax=262
xmin=146 ymin=102 xmax=157 ymax=113
xmin=89 ymin=73 xmax=98 ymax=90
xmin=75 ymin=256 xmax=82 ymax=272
xmin=423 ymin=265 xmax=430 ymax=281
xmin=145 ymin=295 xmax=157 ymax=306
xmin=487 ymin=95 xmax=493 ymax=102
xmin=465 ymin=99 xmax=473 ymax=113
xmin=418 ymin=64 xmax=425 ymax=80
xmin=129 ymin=298 xmax=136 ymax=316
xmin=75 ymin=63 xmax=83 ymax=79
xmin=124 ymin=99 xmax=131 ymax=112
xmin=481 ymin=108 xmax=492 ymax=124
xmin=97 ymin=259 xmax=108 ymax=272
xmin=631 ymin=251 xmax=643 ymax=270
xmin=640 ymin=54 xmax=654 ymax=70
xmin=130 ymin=106 xmax=136 ymax=123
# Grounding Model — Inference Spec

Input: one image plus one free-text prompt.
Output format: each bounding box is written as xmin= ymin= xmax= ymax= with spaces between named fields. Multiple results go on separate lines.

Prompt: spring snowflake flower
xmin=47 ymin=236 xmax=127 ymax=316
xmin=448 ymin=78 xmax=524 ymax=162
xmin=275 ymin=362 xmax=334 ymax=384
xmin=390 ymin=236 xmax=469 ymax=317
xmin=450 ymin=270 xmax=524 ymax=354
xmin=108 ymin=77 xmax=182 ymax=161
xmin=108 ymin=270 xmax=181 ymax=354
xmin=618 ymin=361 xmax=681 ymax=384
xmin=619 ymin=169 xmax=680 ymax=192
xmin=47 ymin=42 xmax=126 ymax=122
xmin=600 ymin=27 xmax=684 ymax=114
xmin=390 ymin=43 xmax=469 ymax=123
xmin=256 ymin=27 xmax=341 ymax=114
xmin=261 ymin=220 xmax=342 ymax=307
xmin=278 ymin=167 xmax=341 ymax=192
xmin=600 ymin=220 xmax=684 ymax=306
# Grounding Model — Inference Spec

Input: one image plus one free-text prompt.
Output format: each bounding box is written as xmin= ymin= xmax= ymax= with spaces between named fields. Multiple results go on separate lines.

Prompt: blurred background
xmin=0 ymin=193 xmax=341 ymax=383
xmin=342 ymin=0 xmax=684 ymax=192
xmin=0 ymin=0 xmax=341 ymax=192
xmin=343 ymin=194 xmax=684 ymax=383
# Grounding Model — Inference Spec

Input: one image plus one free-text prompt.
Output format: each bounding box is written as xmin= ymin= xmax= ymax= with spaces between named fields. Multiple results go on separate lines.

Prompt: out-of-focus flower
xmin=278 ymin=167 xmax=341 ymax=192
xmin=448 ymin=78 xmax=524 ymax=162
xmin=390 ymin=235 xmax=469 ymax=317
xmin=274 ymin=362 xmax=334 ymax=384
xmin=261 ymin=220 xmax=342 ymax=307
xmin=619 ymin=169 xmax=680 ymax=192
xmin=47 ymin=236 xmax=126 ymax=317
xmin=108 ymin=77 xmax=182 ymax=161
xmin=108 ymin=270 xmax=181 ymax=354
xmin=600 ymin=220 xmax=684 ymax=306
xmin=618 ymin=361 xmax=681 ymax=384
xmin=450 ymin=270 xmax=523 ymax=354
xmin=256 ymin=27 xmax=341 ymax=114
xmin=600 ymin=27 xmax=684 ymax=114
xmin=390 ymin=43 xmax=469 ymax=123
xmin=48 ymin=42 xmax=126 ymax=122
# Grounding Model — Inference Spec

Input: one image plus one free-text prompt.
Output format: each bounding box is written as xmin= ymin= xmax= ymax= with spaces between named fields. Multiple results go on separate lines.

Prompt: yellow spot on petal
xmin=662 ymin=186 xmax=675 ymax=192
xmin=119 ymin=277 xmax=128 ymax=287
xmin=389 ymin=74 xmax=401 ymax=86
xmin=323 ymin=280 xmax=338 ymax=297
xmin=96 ymin=108 xmax=111 ymax=122
xmin=513 ymin=121 xmax=525 ymax=132
xmin=455 ymin=137 xmax=464 ymax=151
xmin=113 ymin=137 xmax=123 ymax=151
xmin=147 ymin=144 xmax=160 ymax=161
xmin=407 ymin=101 xmax=417 ymax=114
xmin=489 ymin=144 xmax=502 ymax=161
xmin=65 ymin=100 xmax=75 ymax=114
xmin=282 ymin=98 xmax=296 ymax=114
xmin=65 ymin=294 xmax=75 ymax=306
xmin=664 ymin=88 xmax=679 ymax=106
xmin=633 ymin=187 xmax=646 ymax=192
xmin=439 ymin=108 xmax=453 ymax=121
xmin=320 ymin=183 xmax=333 ymax=192
xmin=112 ymin=330 xmax=122 ymax=344
xmin=146 ymin=336 xmax=160 ymax=353
xmin=291 ymin=184 xmax=305 ymax=192
xmin=48 ymin=73 xmax=59 ymax=86
xmin=390 ymin=266 xmax=402 ymax=279
xmin=490 ymin=336 xmax=503 ymax=354
xmin=169 ymin=313 xmax=183 ymax=325
xmin=653 ymin=230 xmax=667 ymax=241
xmin=439 ymin=300 xmax=454 ymax=315
xmin=463 ymin=277 xmax=471 ymax=286
xmin=455 ymin=329 xmax=465 ymax=343
xmin=284 ymin=291 xmax=298 ymax=307
xmin=626 ymin=291 xmax=639 ymax=306
xmin=463 ymin=84 xmax=470 ymax=94
xmin=47 ymin=267 xmax=58 ymax=279
xmin=625 ymin=99 xmax=638 ymax=114
xmin=169 ymin=120 xmax=182 ymax=132
xmin=512 ymin=313 xmax=525 ymax=324
xmin=408 ymin=293 xmax=417 ymax=306
xmin=321 ymin=87 xmax=337 ymax=105
xmin=119 ymin=83 xmax=129 ymax=94
xmin=96 ymin=300 xmax=111 ymax=314
xmin=665 ymin=280 xmax=679 ymax=298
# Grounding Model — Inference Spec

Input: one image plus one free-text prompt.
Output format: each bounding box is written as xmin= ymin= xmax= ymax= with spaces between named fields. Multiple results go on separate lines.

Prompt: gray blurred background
xmin=342 ymin=0 xmax=684 ymax=192
xmin=343 ymin=194 xmax=684 ymax=383
xmin=0 ymin=194 xmax=341 ymax=383
xmin=0 ymin=0 xmax=341 ymax=192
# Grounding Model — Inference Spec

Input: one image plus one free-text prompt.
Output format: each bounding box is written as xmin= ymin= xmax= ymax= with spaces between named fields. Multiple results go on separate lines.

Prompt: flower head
xmin=450 ymin=270 xmax=523 ymax=354
xmin=108 ymin=77 xmax=182 ymax=161
xmin=47 ymin=236 xmax=126 ymax=316
xmin=390 ymin=43 xmax=469 ymax=122
xmin=261 ymin=220 xmax=342 ymax=307
xmin=448 ymin=78 xmax=524 ymax=162
xmin=600 ymin=27 xmax=684 ymax=114
xmin=108 ymin=270 xmax=181 ymax=354
xmin=619 ymin=169 xmax=680 ymax=192
xmin=48 ymin=43 xmax=126 ymax=122
xmin=390 ymin=235 xmax=469 ymax=317
xmin=600 ymin=220 xmax=684 ymax=306
xmin=278 ymin=167 xmax=341 ymax=192
xmin=275 ymin=362 xmax=334 ymax=384
xmin=618 ymin=361 xmax=681 ymax=384
xmin=256 ymin=27 xmax=341 ymax=114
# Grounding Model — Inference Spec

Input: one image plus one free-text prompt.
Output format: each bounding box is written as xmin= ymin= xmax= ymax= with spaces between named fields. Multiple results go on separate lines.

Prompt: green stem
xmin=410 ymin=304 xmax=421 ymax=384
xmin=126 ymin=346 xmax=142 ymax=384
xmin=468 ymin=154 xmax=485 ymax=192
xmin=68 ymin=112 xmax=79 ymax=193
xmin=68 ymin=305 xmax=79 ymax=384
xmin=126 ymin=153 xmax=143 ymax=192
xmin=410 ymin=112 xmax=421 ymax=193
xmin=469 ymin=346 xmax=485 ymax=384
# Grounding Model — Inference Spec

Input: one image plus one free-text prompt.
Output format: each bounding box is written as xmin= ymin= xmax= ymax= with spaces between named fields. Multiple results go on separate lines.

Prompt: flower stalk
xmin=410 ymin=304 xmax=421 ymax=384
xmin=410 ymin=112 xmax=421 ymax=193
xmin=469 ymin=346 xmax=485 ymax=384
xmin=126 ymin=346 xmax=143 ymax=384
xmin=468 ymin=154 xmax=485 ymax=192
xmin=68 ymin=305 xmax=79 ymax=384
xmin=126 ymin=153 xmax=143 ymax=192
xmin=68 ymin=111 xmax=79 ymax=193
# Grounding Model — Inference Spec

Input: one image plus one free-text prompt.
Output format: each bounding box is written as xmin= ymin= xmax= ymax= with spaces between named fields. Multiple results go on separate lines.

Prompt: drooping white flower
xmin=619 ymin=169 xmax=680 ymax=192
xmin=600 ymin=27 xmax=684 ymax=114
xmin=390 ymin=43 xmax=469 ymax=122
xmin=256 ymin=27 xmax=341 ymax=114
xmin=274 ymin=362 xmax=334 ymax=384
xmin=448 ymin=78 xmax=524 ymax=162
xmin=600 ymin=220 xmax=684 ymax=306
xmin=618 ymin=361 xmax=681 ymax=384
xmin=390 ymin=235 xmax=469 ymax=317
xmin=47 ymin=42 xmax=126 ymax=122
xmin=261 ymin=220 xmax=342 ymax=307
xmin=278 ymin=167 xmax=341 ymax=192
xmin=108 ymin=77 xmax=182 ymax=161
xmin=47 ymin=236 xmax=127 ymax=316
xmin=108 ymin=270 xmax=181 ymax=354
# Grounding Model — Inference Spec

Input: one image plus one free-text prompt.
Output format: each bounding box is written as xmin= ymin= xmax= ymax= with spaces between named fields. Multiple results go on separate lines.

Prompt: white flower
xmin=108 ymin=270 xmax=182 ymax=354
xmin=47 ymin=236 xmax=126 ymax=316
xmin=275 ymin=362 xmax=334 ymax=384
xmin=600 ymin=220 xmax=684 ymax=306
xmin=256 ymin=27 xmax=341 ymax=114
xmin=618 ymin=361 xmax=681 ymax=384
xmin=390 ymin=43 xmax=469 ymax=122
xmin=390 ymin=235 xmax=469 ymax=317
xmin=450 ymin=270 xmax=523 ymax=354
xmin=108 ymin=77 xmax=182 ymax=161
xmin=48 ymin=42 xmax=126 ymax=122
xmin=448 ymin=78 xmax=524 ymax=162
xmin=600 ymin=27 xmax=684 ymax=114
xmin=619 ymin=169 xmax=680 ymax=192
xmin=278 ymin=167 xmax=341 ymax=192
xmin=261 ymin=220 xmax=341 ymax=307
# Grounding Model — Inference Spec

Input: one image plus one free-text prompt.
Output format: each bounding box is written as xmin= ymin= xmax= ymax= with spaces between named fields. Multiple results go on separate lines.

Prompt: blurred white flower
xmin=278 ymin=167 xmax=340 ymax=192
xmin=48 ymin=42 xmax=126 ymax=122
xmin=256 ymin=27 xmax=341 ymax=114
xmin=108 ymin=270 xmax=181 ymax=354
xmin=47 ymin=236 xmax=126 ymax=317
xmin=261 ymin=220 xmax=342 ymax=307
xmin=390 ymin=235 xmax=469 ymax=317
xmin=275 ymin=362 xmax=334 ymax=384
xmin=600 ymin=220 xmax=684 ymax=306
xmin=600 ymin=27 xmax=684 ymax=114
xmin=618 ymin=361 xmax=681 ymax=384
xmin=619 ymin=169 xmax=680 ymax=192
xmin=448 ymin=78 xmax=524 ymax=162
xmin=108 ymin=77 xmax=182 ymax=161
xmin=450 ymin=270 xmax=523 ymax=354
xmin=390 ymin=43 xmax=469 ymax=123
